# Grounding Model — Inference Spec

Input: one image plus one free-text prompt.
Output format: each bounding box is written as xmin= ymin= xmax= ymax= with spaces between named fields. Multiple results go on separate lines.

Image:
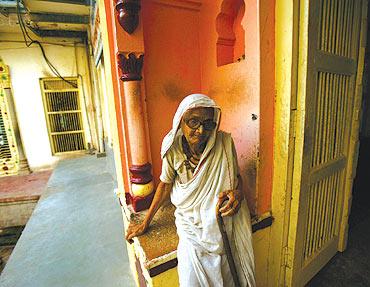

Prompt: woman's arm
xmin=125 ymin=181 xmax=173 ymax=242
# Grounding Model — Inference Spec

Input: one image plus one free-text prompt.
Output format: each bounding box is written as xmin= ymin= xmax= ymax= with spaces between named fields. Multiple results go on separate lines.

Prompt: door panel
xmin=287 ymin=0 xmax=366 ymax=285
xmin=40 ymin=77 xmax=87 ymax=155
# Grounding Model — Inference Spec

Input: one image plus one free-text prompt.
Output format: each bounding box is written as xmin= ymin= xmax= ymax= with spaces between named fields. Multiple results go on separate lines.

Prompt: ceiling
xmin=0 ymin=0 xmax=92 ymax=38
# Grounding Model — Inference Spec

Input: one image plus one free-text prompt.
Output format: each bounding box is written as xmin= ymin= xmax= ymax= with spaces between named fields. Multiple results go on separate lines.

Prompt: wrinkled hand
xmin=125 ymin=221 xmax=148 ymax=243
xmin=217 ymin=189 xmax=244 ymax=217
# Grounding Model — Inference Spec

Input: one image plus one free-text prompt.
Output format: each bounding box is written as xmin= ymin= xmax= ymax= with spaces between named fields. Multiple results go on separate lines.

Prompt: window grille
xmin=40 ymin=77 xmax=87 ymax=154
xmin=0 ymin=59 xmax=19 ymax=176
xmin=0 ymin=106 xmax=11 ymax=159
xmin=0 ymin=87 xmax=19 ymax=176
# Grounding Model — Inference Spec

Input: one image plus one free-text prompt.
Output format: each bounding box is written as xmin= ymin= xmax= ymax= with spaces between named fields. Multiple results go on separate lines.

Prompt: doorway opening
xmin=350 ymin=0 xmax=370 ymax=231
xmin=307 ymin=5 xmax=370 ymax=285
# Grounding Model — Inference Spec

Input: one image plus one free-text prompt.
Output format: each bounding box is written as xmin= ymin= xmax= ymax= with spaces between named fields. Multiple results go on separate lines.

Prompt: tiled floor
xmin=0 ymin=155 xmax=134 ymax=287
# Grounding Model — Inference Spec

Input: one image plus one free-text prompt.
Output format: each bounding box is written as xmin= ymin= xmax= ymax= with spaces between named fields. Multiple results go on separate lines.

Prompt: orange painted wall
xmin=198 ymin=0 xmax=260 ymax=213
xmin=141 ymin=1 xmax=202 ymax=184
xmin=104 ymin=0 xmax=274 ymax=215
xmin=259 ymin=0 xmax=275 ymax=214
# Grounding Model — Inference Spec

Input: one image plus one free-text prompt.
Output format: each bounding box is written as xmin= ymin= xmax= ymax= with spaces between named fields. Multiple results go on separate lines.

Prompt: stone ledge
xmin=0 ymin=196 xmax=40 ymax=204
xmin=120 ymin=192 xmax=274 ymax=279
xmin=120 ymin=194 xmax=178 ymax=267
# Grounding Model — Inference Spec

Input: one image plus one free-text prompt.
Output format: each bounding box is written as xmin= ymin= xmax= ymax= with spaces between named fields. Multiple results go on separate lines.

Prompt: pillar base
xmin=131 ymin=181 xmax=154 ymax=197
xmin=129 ymin=163 xmax=153 ymax=184
xmin=126 ymin=192 xmax=155 ymax=212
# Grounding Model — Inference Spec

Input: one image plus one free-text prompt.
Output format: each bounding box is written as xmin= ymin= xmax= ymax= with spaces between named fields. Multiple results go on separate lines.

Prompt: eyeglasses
xmin=184 ymin=118 xmax=217 ymax=131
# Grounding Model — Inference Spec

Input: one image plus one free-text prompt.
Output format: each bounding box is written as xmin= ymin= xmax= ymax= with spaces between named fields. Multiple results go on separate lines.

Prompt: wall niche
xmin=216 ymin=0 xmax=245 ymax=66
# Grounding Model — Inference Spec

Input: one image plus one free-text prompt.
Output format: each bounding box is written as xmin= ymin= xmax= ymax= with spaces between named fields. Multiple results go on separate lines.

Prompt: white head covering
xmin=160 ymin=93 xmax=221 ymax=159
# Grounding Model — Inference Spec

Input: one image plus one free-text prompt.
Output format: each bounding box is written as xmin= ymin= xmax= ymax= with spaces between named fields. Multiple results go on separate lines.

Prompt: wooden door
xmin=40 ymin=77 xmax=87 ymax=155
xmin=286 ymin=0 xmax=368 ymax=285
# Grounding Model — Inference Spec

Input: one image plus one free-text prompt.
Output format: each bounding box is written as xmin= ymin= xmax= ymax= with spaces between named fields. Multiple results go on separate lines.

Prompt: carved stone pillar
xmin=117 ymin=52 xmax=154 ymax=212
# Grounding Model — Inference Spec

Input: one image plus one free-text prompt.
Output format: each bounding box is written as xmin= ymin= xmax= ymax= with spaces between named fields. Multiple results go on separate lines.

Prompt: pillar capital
xmin=117 ymin=52 xmax=144 ymax=81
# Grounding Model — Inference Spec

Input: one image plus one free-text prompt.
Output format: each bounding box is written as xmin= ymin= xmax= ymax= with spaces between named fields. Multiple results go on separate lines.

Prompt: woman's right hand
xmin=125 ymin=221 xmax=149 ymax=243
xmin=125 ymin=181 xmax=172 ymax=243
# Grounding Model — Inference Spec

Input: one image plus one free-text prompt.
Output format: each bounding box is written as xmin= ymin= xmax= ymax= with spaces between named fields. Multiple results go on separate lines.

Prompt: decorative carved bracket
xmin=115 ymin=0 xmax=141 ymax=34
xmin=117 ymin=52 xmax=144 ymax=81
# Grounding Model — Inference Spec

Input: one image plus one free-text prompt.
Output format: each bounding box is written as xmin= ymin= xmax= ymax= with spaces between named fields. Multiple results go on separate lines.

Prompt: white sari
xmin=160 ymin=94 xmax=256 ymax=287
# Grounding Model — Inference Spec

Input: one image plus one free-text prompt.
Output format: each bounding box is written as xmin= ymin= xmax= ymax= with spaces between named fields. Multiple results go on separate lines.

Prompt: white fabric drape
xmin=161 ymin=94 xmax=256 ymax=287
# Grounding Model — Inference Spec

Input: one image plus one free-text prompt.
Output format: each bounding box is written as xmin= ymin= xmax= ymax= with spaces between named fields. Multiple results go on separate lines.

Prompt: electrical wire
xmin=15 ymin=0 xmax=78 ymax=88
xmin=0 ymin=40 xmax=85 ymax=47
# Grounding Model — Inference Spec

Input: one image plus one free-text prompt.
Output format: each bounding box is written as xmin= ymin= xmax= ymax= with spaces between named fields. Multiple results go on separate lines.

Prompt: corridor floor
xmin=0 ymin=155 xmax=135 ymax=287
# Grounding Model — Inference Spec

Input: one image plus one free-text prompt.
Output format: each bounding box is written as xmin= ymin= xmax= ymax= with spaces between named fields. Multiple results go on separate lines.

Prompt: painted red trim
xmin=149 ymin=258 xmax=178 ymax=277
xmin=129 ymin=162 xmax=153 ymax=184
xmin=130 ymin=191 xmax=154 ymax=212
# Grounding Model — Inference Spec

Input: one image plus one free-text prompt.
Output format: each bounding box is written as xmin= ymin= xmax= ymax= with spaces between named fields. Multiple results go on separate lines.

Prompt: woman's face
xmin=181 ymin=107 xmax=215 ymax=147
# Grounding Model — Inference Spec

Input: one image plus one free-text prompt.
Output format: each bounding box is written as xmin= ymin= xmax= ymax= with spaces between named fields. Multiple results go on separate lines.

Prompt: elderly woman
xmin=126 ymin=94 xmax=255 ymax=287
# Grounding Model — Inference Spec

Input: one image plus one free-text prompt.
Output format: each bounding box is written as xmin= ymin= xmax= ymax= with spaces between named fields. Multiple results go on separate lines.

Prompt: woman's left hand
xmin=217 ymin=189 xmax=244 ymax=217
